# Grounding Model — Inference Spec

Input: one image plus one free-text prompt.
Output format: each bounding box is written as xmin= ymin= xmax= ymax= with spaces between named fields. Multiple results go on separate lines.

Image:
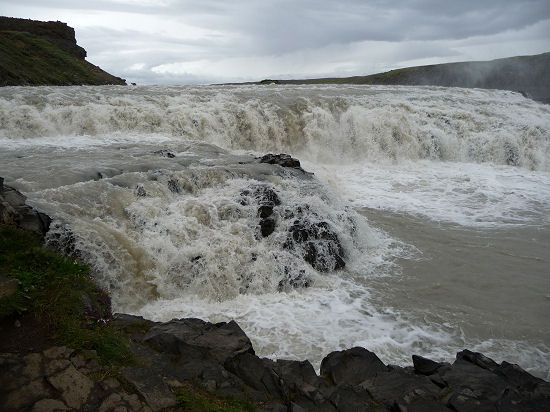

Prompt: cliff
xmin=0 ymin=16 xmax=126 ymax=86
xmin=260 ymin=53 xmax=550 ymax=104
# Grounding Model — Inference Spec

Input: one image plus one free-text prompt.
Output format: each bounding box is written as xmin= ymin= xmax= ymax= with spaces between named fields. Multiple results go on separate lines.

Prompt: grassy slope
xmin=0 ymin=224 xmax=133 ymax=365
xmin=0 ymin=30 xmax=126 ymax=86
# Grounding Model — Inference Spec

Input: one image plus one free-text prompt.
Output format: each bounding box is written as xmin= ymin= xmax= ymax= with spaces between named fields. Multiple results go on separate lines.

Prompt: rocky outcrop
xmin=0 ymin=17 xmax=86 ymax=59
xmin=0 ymin=177 xmax=51 ymax=237
xmin=259 ymin=153 xmax=307 ymax=173
xmin=3 ymin=314 xmax=548 ymax=411
xmin=111 ymin=315 xmax=550 ymax=411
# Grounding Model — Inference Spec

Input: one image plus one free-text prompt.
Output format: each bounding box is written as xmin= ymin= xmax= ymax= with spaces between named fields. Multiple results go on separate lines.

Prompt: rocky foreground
xmin=1 ymin=166 xmax=550 ymax=411
xmin=2 ymin=314 xmax=550 ymax=411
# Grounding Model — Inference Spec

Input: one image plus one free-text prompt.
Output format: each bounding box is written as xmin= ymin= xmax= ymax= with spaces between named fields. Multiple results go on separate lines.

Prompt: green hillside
xmin=0 ymin=29 xmax=126 ymax=86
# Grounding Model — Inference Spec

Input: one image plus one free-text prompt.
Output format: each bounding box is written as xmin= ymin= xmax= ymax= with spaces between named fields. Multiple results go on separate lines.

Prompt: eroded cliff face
xmin=0 ymin=16 xmax=126 ymax=86
xmin=0 ymin=16 xmax=87 ymax=59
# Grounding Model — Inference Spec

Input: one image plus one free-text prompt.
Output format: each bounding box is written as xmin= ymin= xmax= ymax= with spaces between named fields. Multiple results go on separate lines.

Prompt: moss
xmin=175 ymin=382 xmax=258 ymax=412
xmin=0 ymin=224 xmax=133 ymax=366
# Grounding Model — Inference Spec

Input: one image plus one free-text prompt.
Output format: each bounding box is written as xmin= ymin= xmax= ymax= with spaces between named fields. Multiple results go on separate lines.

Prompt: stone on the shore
xmin=143 ymin=318 xmax=254 ymax=362
xmin=0 ymin=177 xmax=51 ymax=237
xmin=320 ymin=347 xmax=387 ymax=385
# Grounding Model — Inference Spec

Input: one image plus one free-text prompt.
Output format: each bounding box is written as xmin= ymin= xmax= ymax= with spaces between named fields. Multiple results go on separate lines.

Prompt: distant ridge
xmin=255 ymin=53 xmax=550 ymax=104
xmin=0 ymin=16 xmax=126 ymax=86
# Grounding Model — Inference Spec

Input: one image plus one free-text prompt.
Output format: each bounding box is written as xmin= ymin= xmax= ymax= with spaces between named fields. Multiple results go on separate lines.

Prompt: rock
xmin=224 ymin=353 xmax=284 ymax=401
xmin=326 ymin=384 xmax=384 ymax=412
xmin=0 ymin=276 xmax=19 ymax=299
xmin=32 ymin=398 xmax=69 ymax=412
xmin=121 ymin=367 xmax=176 ymax=411
xmin=285 ymin=219 xmax=345 ymax=271
xmin=412 ymin=354 xmax=449 ymax=376
xmin=359 ymin=369 xmax=440 ymax=409
xmin=135 ymin=184 xmax=147 ymax=197
xmin=260 ymin=217 xmax=276 ymax=237
xmin=43 ymin=346 xmax=74 ymax=360
xmin=4 ymin=379 xmax=52 ymax=410
xmin=47 ymin=365 xmax=94 ymax=409
xmin=0 ymin=178 xmax=51 ymax=236
xmin=143 ymin=318 xmax=254 ymax=363
xmin=259 ymin=153 xmax=304 ymax=171
xmin=320 ymin=347 xmax=386 ymax=385
xmin=153 ymin=149 xmax=175 ymax=158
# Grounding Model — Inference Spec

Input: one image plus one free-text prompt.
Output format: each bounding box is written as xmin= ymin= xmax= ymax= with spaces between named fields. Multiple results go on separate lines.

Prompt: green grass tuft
xmin=0 ymin=224 xmax=133 ymax=366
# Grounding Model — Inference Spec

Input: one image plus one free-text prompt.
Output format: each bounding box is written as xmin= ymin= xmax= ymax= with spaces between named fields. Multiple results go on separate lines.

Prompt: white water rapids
xmin=1 ymin=84 xmax=549 ymax=378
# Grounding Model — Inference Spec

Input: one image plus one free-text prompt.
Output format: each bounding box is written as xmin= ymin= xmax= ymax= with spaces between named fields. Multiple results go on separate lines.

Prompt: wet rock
xmin=321 ymin=347 xmax=386 ymax=385
xmin=360 ymin=369 xmax=440 ymax=410
xmin=224 ymin=353 xmax=285 ymax=401
xmin=135 ymin=184 xmax=147 ymax=197
xmin=259 ymin=153 xmax=304 ymax=171
xmin=286 ymin=219 xmax=345 ymax=271
xmin=260 ymin=217 xmax=276 ymax=237
xmin=0 ymin=177 xmax=51 ymax=237
xmin=153 ymin=149 xmax=176 ymax=158
xmin=143 ymin=318 xmax=254 ymax=363
xmin=412 ymin=354 xmax=449 ymax=376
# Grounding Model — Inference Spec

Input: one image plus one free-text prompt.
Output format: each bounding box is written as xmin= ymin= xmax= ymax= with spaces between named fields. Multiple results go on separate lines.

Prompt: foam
xmin=307 ymin=160 xmax=550 ymax=227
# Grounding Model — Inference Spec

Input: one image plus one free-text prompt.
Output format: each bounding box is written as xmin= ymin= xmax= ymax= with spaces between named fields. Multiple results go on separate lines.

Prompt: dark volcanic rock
xmin=143 ymin=318 xmax=254 ymax=363
xmin=0 ymin=177 xmax=51 ymax=237
xmin=320 ymin=347 xmax=387 ymax=386
xmin=259 ymin=153 xmax=305 ymax=172
xmin=412 ymin=354 xmax=449 ymax=376
xmin=286 ymin=218 xmax=345 ymax=271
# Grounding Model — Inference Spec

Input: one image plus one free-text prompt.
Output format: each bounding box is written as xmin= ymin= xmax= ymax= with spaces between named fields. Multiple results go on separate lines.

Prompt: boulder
xmin=320 ymin=347 xmax=387 ymax=386
xmin=0 ymin=177 xmax=51 ymax=237
xmin=259 ymin=153 xmax=304 ymax=171
xmin=143 ymin=318 xmax=254 ymax=363
xmin=285 ymin=218 xmax=345 ymax=271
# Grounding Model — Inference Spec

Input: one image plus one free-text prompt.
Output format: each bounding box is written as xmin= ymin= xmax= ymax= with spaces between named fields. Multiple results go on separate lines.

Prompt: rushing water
xmin=1 ymin=84 xmax=549 ymax=379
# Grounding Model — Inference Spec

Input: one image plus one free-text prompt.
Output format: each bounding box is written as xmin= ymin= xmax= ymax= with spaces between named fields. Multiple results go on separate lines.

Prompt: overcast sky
xmin=1 ymin=0 xmax=549 ymax=85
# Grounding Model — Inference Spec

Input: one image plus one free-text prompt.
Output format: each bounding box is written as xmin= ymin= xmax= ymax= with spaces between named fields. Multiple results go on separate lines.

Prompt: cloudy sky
xmin=2 ymin=0 xmax=550 ymax=85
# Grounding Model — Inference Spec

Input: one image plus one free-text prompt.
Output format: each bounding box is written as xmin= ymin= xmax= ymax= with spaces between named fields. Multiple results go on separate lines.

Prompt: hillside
xmin=260 ymin=53 xmax=550 ymax=104
xmin=0 ymin=17 xmax=126 ymax=86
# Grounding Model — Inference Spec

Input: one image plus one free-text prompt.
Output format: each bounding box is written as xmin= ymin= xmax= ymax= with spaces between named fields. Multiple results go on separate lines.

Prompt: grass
xmin=175 ymin=382 xmax=258 ymax=412
xmin=0 ymin=30 xmax=125 ymax=86
xmin=0 ymin=224 xmax=133 ymax=366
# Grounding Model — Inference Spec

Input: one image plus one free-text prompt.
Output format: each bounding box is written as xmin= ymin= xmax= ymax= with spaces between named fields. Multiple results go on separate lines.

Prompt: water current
xmin=1 ymin=84 xmax=549 ymax=378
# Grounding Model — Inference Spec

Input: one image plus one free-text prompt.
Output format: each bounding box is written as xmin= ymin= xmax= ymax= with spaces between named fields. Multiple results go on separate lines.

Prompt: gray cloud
xmin=2 ymin=0 xmax=550 ymax=84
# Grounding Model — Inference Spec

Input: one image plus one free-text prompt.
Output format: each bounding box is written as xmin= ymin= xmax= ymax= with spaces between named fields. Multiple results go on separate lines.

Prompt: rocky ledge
xmin=2 ymin=314 xmax=548 ymax=411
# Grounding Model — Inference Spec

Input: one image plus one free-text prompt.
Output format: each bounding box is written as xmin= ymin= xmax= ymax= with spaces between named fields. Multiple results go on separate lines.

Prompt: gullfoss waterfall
xmin=1 ymin=84 xmax=549 ymax=378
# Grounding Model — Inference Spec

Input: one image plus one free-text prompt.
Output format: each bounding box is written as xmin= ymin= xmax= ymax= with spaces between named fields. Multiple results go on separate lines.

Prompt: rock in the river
xmin=241 ymin=184 xmax=281 ymax=238
xmin=259 ymin=153 xmax=304 ymax=171
xmin=320 ymin=347 xmax=387 ymax=385
xmin=0 ymin=177 xmax=51 ymax=236
xmin=286 ymin=218 xmax=345 ymax=271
